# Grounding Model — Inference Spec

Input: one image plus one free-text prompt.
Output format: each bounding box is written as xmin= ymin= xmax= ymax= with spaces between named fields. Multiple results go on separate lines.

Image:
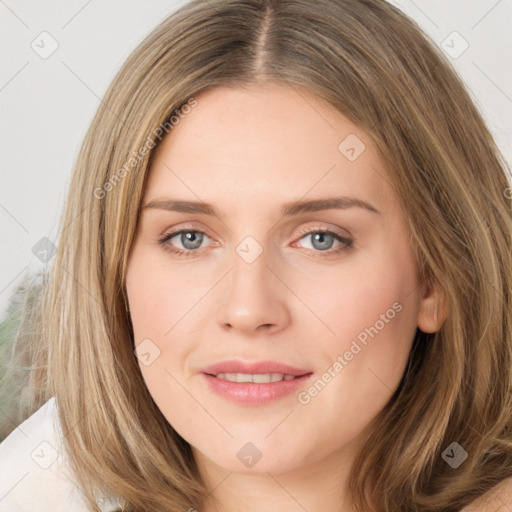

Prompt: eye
xmin=158 ymin=229 xmax=211 ymax=256
xmin=294 ymin=228 xmax=353 ymax=256
xmin=158 ymin=227 xmax=354 ymax=258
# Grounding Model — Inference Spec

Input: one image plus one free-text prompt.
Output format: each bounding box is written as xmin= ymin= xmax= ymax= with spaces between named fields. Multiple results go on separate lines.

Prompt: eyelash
xmin=157 ymin=227 xmax=354 ymax=258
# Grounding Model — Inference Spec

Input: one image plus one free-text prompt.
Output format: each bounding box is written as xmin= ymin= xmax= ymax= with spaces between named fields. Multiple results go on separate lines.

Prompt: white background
xmin=1 ymin=0 xmax=511 ymax=320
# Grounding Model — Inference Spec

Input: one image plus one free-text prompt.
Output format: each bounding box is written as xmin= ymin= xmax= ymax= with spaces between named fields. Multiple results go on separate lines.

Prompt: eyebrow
xmin=142 ymin=196 xmax=380 ymax=216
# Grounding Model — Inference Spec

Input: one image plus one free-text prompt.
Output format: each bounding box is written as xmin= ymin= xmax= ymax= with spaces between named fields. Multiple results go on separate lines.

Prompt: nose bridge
xmin=229 ymin=236 xmax=274 ymax=309
xmin=232 ymin=236 xmax=270 ymax=290
xmin=216 ymin=235 xmax=290 ymax=333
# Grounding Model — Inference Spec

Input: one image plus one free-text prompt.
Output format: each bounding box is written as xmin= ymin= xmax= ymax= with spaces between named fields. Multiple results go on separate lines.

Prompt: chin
xmin=192 ymin=440 xmax=306 ymax=475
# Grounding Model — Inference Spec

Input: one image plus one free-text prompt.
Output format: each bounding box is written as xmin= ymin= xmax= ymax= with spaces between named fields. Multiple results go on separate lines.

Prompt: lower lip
xmin=201 ymin=373 xmax=313 ymax=406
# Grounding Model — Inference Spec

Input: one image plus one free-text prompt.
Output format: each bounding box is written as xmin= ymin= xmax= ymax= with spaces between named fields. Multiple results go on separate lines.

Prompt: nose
xmin=216 ymin=247 xmax=291 ymax=336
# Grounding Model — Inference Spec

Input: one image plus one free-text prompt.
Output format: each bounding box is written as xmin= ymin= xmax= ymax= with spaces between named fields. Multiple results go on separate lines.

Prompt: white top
xmin=0 ymin=398 xmax=124 ymax=512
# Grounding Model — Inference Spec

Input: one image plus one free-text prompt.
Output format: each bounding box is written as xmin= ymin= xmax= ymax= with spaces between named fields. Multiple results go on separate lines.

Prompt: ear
xmin=417 ymin=278 xmax=448 ymax=333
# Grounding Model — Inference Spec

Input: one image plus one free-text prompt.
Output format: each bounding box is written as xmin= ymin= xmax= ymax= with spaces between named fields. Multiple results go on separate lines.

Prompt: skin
xmin=125 ymin=83 xmax=447 ymax=512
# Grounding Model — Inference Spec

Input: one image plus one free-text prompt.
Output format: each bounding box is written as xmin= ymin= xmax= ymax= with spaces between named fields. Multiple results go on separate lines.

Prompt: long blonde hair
xmin=18 ymin=0 xmax=512 ymax=510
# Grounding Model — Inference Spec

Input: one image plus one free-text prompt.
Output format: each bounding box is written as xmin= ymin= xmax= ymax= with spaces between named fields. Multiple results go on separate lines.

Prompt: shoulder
xmin=0 ymin=398 xmax=123 ymax=512
xmin=461 ymin=476 xmax=512 ymax=511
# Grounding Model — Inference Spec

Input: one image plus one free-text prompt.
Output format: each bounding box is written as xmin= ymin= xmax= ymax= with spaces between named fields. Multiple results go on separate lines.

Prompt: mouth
xmin=200 ymin=360 xmax=313 ymax=405
xmin=201 ymin=359 xmax=312 ymax=377
xmin=211 ymin=372 xmax=300 ymax=383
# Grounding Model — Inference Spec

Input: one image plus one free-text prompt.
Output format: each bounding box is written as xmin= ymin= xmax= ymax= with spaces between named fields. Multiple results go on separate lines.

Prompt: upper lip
xmin=201 ymin=360 xmax=312 ymax=377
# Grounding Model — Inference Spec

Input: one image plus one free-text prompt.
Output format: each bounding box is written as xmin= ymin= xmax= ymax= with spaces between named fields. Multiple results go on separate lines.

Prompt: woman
xmin=1 ymin=0 xmax=511 ymax=510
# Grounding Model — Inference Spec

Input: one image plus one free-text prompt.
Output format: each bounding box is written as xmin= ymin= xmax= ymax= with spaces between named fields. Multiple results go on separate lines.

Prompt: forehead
xmin=144 ymin=84 xmax=395 ymax=215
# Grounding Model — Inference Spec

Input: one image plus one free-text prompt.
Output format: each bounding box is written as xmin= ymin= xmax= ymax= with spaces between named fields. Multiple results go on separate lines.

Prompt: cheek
xmin=289 ymin=274 xmax=418 ymax=458
xmin=126 ymin=253 xmax=208 ymax=409
xmin=126 ymin=252 xmax=204 ymax=342
xmin=126 ymin=259 xmax=197 ymax=429
xmin=305 ymin=249 xmax=419 ymax=399
xmin=308 ymin=252 xmax=415 ymax=344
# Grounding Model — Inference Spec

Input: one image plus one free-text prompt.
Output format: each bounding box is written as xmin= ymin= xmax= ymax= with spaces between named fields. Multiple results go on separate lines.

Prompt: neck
xmin=193 ymin=437 xmax=373 ymax=512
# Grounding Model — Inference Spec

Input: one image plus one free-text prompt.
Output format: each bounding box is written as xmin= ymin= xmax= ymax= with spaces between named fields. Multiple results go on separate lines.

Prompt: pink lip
xmin=200 ymin=360 xmax=314 ymax=406
xmin=201 ymin=360 xmax=311 ymax=377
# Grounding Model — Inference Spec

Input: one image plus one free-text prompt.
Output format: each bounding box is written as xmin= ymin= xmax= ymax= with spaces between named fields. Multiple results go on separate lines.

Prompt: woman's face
xmin=125 ymin=83 xmax=442 ymax=478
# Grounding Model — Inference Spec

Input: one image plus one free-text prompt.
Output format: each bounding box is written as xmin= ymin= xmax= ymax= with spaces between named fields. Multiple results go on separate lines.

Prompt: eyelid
xmin=294 ymin=223 xmax=351 ymax=240
xmin=157 ymin=221 xmax=212 ymax=238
